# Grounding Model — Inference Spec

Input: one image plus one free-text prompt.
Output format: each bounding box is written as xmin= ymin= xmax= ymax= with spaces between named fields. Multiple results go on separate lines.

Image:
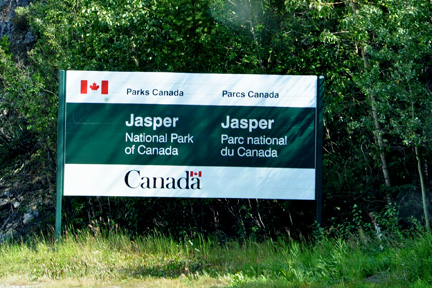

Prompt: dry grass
xmin=0 ymin=276 xmax=229 ymax=288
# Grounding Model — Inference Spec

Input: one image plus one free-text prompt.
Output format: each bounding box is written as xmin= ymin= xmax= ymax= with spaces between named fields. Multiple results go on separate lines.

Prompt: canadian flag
xmin=81 ymin=80 xmax=109 ymax=94
xmin=190 ymin=171 xmax=202 ymax=177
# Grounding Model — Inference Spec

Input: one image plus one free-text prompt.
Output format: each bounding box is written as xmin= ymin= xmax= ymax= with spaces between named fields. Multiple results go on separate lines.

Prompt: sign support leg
xmin=56 ymin=70 xmax=66 ymax=241
xmin=315 ymin=76 xmax=325 ymax=225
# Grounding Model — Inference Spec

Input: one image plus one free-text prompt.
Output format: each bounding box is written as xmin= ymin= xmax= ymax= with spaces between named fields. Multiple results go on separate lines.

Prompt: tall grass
xmin=0 ymin=230 xmax=431 ymax=287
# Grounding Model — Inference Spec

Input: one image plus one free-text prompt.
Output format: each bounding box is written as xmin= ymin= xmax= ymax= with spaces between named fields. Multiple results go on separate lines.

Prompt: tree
xmin=344 ymin=0 xmax=432 ymax=230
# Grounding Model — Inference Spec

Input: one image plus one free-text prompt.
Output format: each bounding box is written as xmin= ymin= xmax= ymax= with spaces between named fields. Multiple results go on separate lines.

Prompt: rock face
xmin=0 ymin=0 xmax=45 ymax=243
xmin=0 ymin=0 xmax=14 ymax=38
xmin=0 ymin=177 xmax=50 ymax=243
xmin=1 ymin=0 xmax=31 ymax=37
xmin=0 ymin=0 xmax=35 ymax=53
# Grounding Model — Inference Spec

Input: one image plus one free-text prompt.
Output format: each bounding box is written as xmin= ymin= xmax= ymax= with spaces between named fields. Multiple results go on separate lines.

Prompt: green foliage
xmin=0 ymin=35 xmax=50 ymax=171
xmin=1 ymin=0 xmax=432 ymax=237
xmin=349 ymin=0 xmax=432 ymax=146
xmin=344 ymin=0 xmax=432 ymax=230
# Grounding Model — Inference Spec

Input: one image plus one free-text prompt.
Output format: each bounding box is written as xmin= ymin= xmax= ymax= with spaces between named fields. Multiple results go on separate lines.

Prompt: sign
xmin=57 ymin=71 xmax=323 ymax=200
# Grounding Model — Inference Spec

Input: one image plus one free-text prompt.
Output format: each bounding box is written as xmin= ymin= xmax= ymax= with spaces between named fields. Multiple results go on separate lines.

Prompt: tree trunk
xmin=361 ymin=45 xmax=392 ymax=202
xmin=350 ymin=0 xmax=392 ymax=202
xmin=367 ymin=88 xmax=392 ymax=189
xmin=414 ymin=144 xmax=431 ymax=232
xmin=411 ymin=97 xmax=431 ymax=232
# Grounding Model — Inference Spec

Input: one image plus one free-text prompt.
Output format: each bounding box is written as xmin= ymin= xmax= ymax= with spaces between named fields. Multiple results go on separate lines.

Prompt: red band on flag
xmin=81 ymin=80 xmax=88 ymax=94
xmin=101 ymin=80 xmax=109 ymax=94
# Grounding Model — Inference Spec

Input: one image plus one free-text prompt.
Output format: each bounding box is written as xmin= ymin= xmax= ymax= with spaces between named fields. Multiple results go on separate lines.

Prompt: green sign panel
xmin=66 ymin=103 xmax=315 ymax=168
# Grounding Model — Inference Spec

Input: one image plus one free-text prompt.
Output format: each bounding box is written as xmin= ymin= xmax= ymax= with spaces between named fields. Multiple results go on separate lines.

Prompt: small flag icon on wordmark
xmin=190 ymin=171 xmax=202 ymax=177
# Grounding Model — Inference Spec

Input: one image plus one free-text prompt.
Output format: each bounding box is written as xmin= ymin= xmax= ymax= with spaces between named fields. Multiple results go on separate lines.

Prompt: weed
xmin=0 ymin=229 xmax=431 ymax=287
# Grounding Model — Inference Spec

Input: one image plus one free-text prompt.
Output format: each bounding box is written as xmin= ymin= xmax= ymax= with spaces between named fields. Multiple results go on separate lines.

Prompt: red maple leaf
xmin=89 ymin=82 xmax=99 ymax=92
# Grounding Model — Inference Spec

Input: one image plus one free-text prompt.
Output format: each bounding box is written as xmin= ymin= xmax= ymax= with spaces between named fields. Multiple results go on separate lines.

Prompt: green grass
xmin=0 ymin=231 xmax=431 ymax=287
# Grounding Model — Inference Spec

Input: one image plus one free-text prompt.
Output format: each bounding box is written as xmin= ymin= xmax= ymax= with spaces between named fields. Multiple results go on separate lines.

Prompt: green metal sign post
xmin=316 ymin=76 xmax=325 ymax=225
xmin=56 ymin=70 xmax=66 ymax=241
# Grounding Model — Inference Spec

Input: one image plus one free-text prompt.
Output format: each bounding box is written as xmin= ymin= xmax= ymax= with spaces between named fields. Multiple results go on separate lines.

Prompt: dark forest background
xmin=1 ymin=0 xmax=431 ymax=241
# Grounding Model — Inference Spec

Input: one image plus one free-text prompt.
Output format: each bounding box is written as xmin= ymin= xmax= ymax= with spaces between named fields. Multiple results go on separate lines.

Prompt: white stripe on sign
xmin=66 ymin=71 xmax=317 ymax=108
xmin=64 ymin=164 xmax=316 ymax=200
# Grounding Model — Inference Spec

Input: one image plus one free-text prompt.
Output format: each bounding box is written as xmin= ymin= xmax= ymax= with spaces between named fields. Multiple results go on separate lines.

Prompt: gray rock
xmin=23 ymin=209 xmax=39 ymax=225
xmin=23 ymin=212 xmax=34 ymax=225
xmin=0 ymin=198 xmax=8 ymax=208
xmin=24 ymin=30 xmax=35 ymax=43
xmin=0 ymin=228 xmax=17 ymax=243
xmin=0 ymin=0 xmax=34 ymax=38
xmin=0 ymin=22 xmax=12 ymax=38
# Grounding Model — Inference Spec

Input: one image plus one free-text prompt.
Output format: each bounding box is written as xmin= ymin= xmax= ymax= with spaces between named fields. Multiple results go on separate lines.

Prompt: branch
xmin=315 ymin=1 xmax=345 ymax=6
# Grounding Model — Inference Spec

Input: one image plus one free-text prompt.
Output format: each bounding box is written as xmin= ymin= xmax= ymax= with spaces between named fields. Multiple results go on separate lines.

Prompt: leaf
xmin=90 ymin=82 xmax=99 ymax=91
